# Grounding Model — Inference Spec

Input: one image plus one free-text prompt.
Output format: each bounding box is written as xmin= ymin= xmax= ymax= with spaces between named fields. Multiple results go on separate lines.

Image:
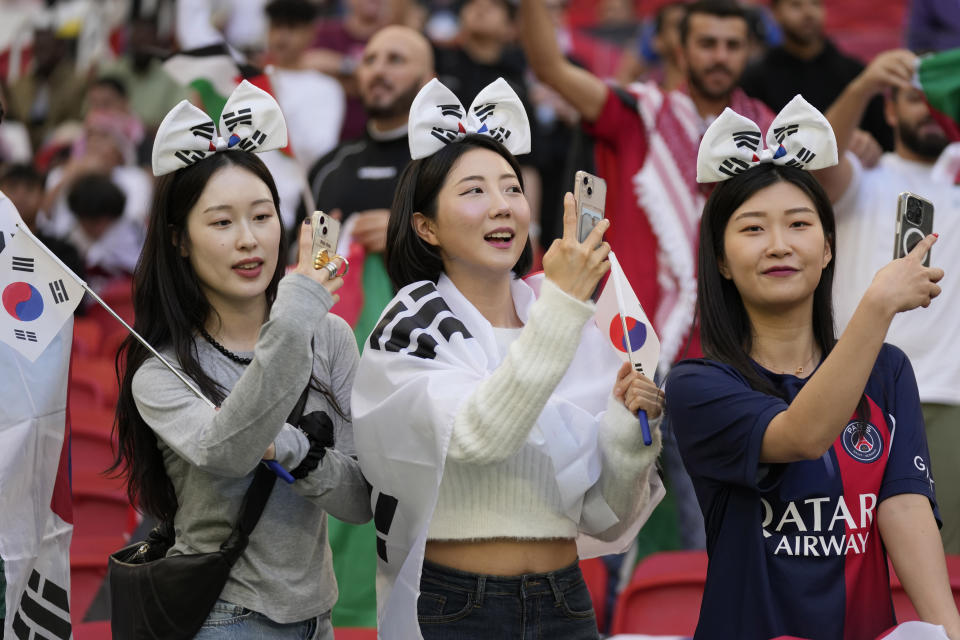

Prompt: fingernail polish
xmin=933 ymin=233 xmax=939 ymax=238
xmin=304 ymin=218 xmax=311 ymax=225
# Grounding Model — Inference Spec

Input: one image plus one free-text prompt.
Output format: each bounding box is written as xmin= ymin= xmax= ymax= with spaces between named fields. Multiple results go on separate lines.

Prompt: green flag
xmin=917 ymin=48 xmax=960 ymax=141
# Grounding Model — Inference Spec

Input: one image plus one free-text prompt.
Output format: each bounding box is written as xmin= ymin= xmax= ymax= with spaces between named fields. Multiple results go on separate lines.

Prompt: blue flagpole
xmin=637 ymin=409 xmax=653 ymax=446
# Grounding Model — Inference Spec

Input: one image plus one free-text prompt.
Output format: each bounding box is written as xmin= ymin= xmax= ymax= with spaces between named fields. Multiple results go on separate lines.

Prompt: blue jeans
xmin=417 ymin=560 xmax=600 ymax=640
xmin=193 ymin=599 xmax=333 ymax=639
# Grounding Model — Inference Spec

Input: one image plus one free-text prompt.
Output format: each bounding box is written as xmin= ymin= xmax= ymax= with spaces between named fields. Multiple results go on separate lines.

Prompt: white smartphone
xmin=894 ymin=192 xmax=934 ymax=267
xmin=311 ymin=211 xmax=341 ymax=262
xmin=574 ymin=170 xmax=607 ymax=243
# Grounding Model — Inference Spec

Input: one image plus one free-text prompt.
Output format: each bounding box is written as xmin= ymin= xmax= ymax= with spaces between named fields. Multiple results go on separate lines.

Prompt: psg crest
xmin=841 ymin=420 xmax=884 ymax=463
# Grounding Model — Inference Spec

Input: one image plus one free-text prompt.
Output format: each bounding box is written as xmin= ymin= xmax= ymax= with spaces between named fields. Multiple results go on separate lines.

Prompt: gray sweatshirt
xmin=131 ymin=274 xmax=371 ymax=623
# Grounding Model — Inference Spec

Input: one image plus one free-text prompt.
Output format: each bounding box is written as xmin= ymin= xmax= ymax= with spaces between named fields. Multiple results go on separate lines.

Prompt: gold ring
xmin=313 ymin=249 xmax=331 ymax=270
xmin=336 ymin=256 xmax=349 ymax=277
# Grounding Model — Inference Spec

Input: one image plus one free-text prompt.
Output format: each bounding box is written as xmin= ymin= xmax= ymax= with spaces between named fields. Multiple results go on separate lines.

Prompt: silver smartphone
xmin=311 ymin=210 xmax=341 ymax=263
xmin=574 ymin=170 xmax=607 ymax=243
xmin=894 ymin=192 xmax=934 ymax=267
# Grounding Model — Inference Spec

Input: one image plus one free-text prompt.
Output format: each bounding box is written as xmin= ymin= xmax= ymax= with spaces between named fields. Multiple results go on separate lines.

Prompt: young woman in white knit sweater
xmin=352 ymin=79 xmax=664 ymax=639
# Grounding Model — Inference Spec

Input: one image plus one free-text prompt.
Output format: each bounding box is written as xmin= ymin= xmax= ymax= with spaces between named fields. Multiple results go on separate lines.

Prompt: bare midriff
xmin=424 ymin=538 xmax=578 ymax=576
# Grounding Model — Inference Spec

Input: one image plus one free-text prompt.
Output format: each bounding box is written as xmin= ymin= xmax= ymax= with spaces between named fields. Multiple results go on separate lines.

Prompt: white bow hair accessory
xmin=408 ymin=77 xmax=531 ymax=160
xmin=151 ymin=80 xmax=288 ymax=177
xmin=696 ymin=94 xmax=838 ymax=183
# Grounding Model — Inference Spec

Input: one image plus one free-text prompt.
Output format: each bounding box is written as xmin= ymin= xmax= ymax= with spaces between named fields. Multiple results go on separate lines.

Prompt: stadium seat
xmin=890 ymin=555 xmax=960 ymax=621
xmin=610 ymin=550 xmax=707 ymax=635
xmin=73 ymin=319 xmax=103 ymax=358
xmin=71 ymin=430 xmax=117 ymax=475
xmin=70 ymin=405 xmax=116 ymax=439
xmin=70 ymin=536 xmax=122 ymax=626
xmin=87 ymin=277 xmax=135 ymax=334
xmin=70 ymin=358 xmax=120 ymax=408
xmin=579 ymin=557 xmax=608 ymax=632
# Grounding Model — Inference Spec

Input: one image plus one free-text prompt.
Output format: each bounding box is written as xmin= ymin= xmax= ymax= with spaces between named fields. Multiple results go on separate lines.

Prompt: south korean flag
xmin=0 ymin=224 xmax=84 ymax=362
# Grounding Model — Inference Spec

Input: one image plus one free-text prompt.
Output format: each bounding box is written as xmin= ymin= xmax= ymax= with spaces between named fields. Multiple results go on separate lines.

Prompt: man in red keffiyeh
xmin=520 ymin=0 xmax=774 ymax=372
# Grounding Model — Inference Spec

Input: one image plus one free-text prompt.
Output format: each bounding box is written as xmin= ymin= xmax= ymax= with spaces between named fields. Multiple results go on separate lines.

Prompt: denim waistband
xmin=420 ymin=559 xmax=585 ymax=604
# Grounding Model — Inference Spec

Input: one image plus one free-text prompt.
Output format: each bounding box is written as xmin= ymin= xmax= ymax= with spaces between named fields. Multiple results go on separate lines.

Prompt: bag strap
xmin=219 ymin=382 xmax=312 ymax=562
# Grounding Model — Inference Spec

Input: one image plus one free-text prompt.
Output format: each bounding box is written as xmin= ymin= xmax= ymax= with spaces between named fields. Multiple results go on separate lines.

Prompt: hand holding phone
xmin=574 ymin=171 xmax=607 ymax=244
xmin=311 ymin=210 xmax=342 ymax=267
xmin=894 ymin=192 xmax=934 ymax=267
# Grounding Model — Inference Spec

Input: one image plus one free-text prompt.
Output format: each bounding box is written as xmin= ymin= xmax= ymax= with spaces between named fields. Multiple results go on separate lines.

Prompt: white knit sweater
xmin=426 ymin=279 xmax=662 ymax=542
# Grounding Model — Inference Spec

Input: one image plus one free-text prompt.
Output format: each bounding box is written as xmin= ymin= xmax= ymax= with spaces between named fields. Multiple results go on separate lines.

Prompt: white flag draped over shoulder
xmin=0 ymin=219 xmax=85 ymax=362
xmin=1 ymin=189 xmax=75 ymax=639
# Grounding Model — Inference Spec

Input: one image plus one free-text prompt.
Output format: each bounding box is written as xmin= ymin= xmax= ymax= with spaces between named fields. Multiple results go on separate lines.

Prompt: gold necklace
xmin=754 ymin=351 xmax=819 ymax=376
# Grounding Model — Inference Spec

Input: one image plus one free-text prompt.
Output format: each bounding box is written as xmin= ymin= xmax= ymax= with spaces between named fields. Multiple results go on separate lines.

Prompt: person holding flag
xmin=352 ymin=77 xmax=664 ymax=639
xmin=110 ymin=81 xmax=371 ymax=638
xmin=815 ymin=47 xmax=960 ymax=555
xmin=665 ymin=95 xmax=959 ymax=639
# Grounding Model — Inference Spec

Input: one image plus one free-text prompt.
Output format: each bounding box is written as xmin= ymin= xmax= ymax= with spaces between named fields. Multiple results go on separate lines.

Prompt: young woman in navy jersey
xmin=666 ymin=156 xmax=960 ymax=638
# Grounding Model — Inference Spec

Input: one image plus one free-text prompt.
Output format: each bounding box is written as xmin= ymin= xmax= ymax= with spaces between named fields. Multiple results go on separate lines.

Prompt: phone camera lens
xmin=582 ymin=176 xmax=589 ymax=185
xmin=906 ymin=200 xmax=923 ymax=225
xmin=323 ymin=226 xmax=328 ymax=235
xmin=586 ymin=187 xmax=593 ymax=196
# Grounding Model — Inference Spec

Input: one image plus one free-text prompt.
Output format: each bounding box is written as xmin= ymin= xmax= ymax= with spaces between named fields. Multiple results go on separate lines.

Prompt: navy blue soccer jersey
xmin=665 ymin=344 xmax=939 ymax=640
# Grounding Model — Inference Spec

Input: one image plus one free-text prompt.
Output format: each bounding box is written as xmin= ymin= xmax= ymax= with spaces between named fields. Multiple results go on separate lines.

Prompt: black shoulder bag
xmin=108 ymin=386 xmax=310 ymax=640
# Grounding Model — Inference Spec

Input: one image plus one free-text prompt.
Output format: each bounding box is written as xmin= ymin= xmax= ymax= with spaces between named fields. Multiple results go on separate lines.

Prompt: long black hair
xmin=110 ymin=151 xmax=341 ymax=522
xmin=697 ymin=164 xmax=837 ymax=400
xmin=385 ymin=134 xmax=533 ymax=290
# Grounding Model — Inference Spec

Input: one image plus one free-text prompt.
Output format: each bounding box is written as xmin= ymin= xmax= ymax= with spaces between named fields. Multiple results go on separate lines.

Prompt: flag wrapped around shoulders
xmin=0 ymin=191 xmax=75 ymax=639
xmin=352 ymin=272 xmax=663 ymax=639
xmin=917 ymin=48 xmax=960 ymax=142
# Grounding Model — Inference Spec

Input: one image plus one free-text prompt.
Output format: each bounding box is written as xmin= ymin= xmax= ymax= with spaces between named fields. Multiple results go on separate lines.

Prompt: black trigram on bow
xmin=437 ymin=103 xmax=464 ymax=118
xmin=14 ymin=329 xmax=38 ymax=342
xmin=430 ymin=127 xmax=461 ymax=146
xmin=12 ymin=256 xmax=34 ymax=272
xmin=372 ymin=490 xmax=399 ymax=562
xmin=369 ymin=282 xmax=471 ymax=359
xmin=486 ymin=126 xmax=512 ymax=144
xmin=732 ymin=130 xmax=761 ymax=151
xmin=222 ymin=107 xmax=253 ymax=130
xmin=190 ymin=121 xmax=215 ymax=141
xmin=12 ymin=570 xmax=71 ymax=640
xmin=237 ymin=129 xmax=268 ymax=152
xmin=473 ymin=103 xmax=496 ymax=123
xmin=175 ymin=149 xmax=208 ymax=165
xmin=773 ymin=124 xmax=800 ymax=144
xmin=783 ymin=146 xmax=816 ymax=168
xmin=718 ymin=157 xmax=751 ymax=177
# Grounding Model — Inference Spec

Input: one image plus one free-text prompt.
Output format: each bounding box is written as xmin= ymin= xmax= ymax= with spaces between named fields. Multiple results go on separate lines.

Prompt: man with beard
xmin=818 ymin=49 xmax=960 ymax=555
xmin=520 ymin=0 xmax=773 ymax=373
xmin=740 ymin=0 xmax=892 ymax=150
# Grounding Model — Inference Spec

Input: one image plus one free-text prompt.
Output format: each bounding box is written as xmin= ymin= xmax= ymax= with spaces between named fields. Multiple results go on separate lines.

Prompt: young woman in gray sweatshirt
xmin=111 ymin=145 xmax=371 ymax=639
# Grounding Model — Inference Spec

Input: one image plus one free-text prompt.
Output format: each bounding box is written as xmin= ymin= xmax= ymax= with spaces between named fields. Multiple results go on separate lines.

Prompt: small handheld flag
xmin=916 ymin=48 xmax=960 ymax=143
xmin=594 ymin=252 xmax=661 ymax=445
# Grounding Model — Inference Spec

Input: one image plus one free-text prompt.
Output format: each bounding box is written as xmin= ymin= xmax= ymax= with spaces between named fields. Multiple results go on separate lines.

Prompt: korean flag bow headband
xmin=696 ymin=94 xmax=838 ymax=183
xmin=408 ymin=77 xmax=531 ymax=160
xmin=151 ymin=80 xmax=288 ymax=177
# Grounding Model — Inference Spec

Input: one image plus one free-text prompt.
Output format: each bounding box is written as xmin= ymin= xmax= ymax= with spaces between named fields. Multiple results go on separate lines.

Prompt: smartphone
xmin=574 ymin=171 xmax=607 ymax=243
xmin=311 ymin=210 xmax=341 ymax=264
xmin=894 ymin=192 xmax=934 ymax=267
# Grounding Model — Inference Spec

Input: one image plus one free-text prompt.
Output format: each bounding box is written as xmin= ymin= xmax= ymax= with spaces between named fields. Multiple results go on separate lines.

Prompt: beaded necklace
xmin=198 ymin=327 xmax=253 ymax=365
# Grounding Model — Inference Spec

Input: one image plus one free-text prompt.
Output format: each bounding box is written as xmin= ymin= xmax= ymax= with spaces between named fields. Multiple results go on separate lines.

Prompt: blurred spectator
xmin=740 ymin=0 xmax=893 ymax=151
xmin=0 ymin=86 xmax=32 ymax=164
xmin=817 ymin=49 xmax=960 ymax=555
xmin=264 ymin=0 xmax=345 ymax=169
xmin=65 ymin=172 xmax=143 ymax=292
xmin=586 ymin=0 xmax=641 ymax=48
xmin=906 ymin=0 xmax=960 ymax=52
xmin=40 ymin=109 xmax=152 ymax=244
xmin=0 ymin=163 xmax=84 ymax=278
xmin=176 ymin=0 xmax=270 ymax=54
xmin=616 ymin=1 xmax=687 ymax=90
xmin=99 ymin=14 xmax=189 ymax=130
xmin=304 ymin=0 xmax=400 ymax=141
xmin=5 ymin=26 xmax=87 ymax=152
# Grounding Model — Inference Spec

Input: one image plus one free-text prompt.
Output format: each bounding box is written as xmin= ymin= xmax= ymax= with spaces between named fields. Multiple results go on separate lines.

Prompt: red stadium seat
xmin=70 ymin=358 xmax=119 ymax=408
xmin=70 ymin=536 xmax=122 ymax=625
xmin=70 ymin=406 xmax=116 ymax=439
xmin=73 ymin=481 xmax=137 ymax=539
xmin=579 ymin=557 xmax=608 ymax=632
xmin=73 ymin=319 xmax=103 ymax=358
xmin=890 ymin=555 xmax=960 ymax=621
xmin=71 ymin=430 xmax=117 ymax=475
xmin=610 ymin=550 xmax=707 ymax=635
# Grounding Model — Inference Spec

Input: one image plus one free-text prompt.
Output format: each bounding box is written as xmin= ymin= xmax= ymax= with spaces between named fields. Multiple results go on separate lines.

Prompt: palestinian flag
xmin=162 ymin=44 xmax=294 ymax=156
xmin=917 ymin=48 xmax=960 ymax=142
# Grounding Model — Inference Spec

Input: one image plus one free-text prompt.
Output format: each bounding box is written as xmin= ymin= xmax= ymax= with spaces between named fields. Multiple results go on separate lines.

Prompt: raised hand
xmin=866 ymin=233 xmax=943 ymax=315
xmin=612 ymin=362 xmax=664 ymax=418
xmin=293 ymin=217 xmax=345 ymax=301
xmin=542 ymin=192 xmax=611 ymax=301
